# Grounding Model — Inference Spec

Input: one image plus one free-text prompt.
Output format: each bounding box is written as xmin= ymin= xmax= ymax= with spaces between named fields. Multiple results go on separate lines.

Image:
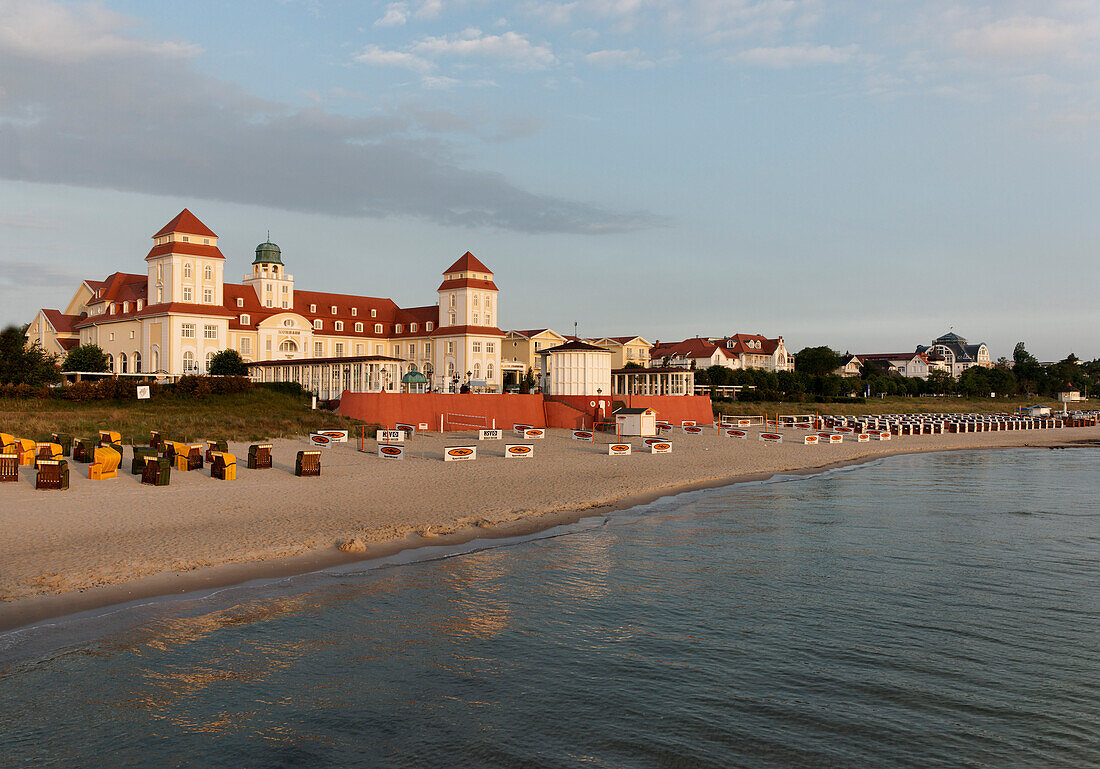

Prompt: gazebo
xmin=402 ymin=370 xmax=429 ymax=394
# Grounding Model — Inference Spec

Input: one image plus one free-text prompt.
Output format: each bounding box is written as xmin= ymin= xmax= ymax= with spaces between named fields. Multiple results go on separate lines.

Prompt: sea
xmin=1 ymin=447 xmax=1097 ymax=768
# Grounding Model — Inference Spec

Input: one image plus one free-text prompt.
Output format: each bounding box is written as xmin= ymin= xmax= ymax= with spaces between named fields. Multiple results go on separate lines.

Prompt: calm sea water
xmin=1 ymin=448 xmax=1098 ymax=768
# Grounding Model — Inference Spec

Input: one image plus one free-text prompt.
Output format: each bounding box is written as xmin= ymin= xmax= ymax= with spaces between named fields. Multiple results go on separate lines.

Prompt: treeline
xmin=693 ymin=344 xmax=1098 ymax=402
xmin=0 ymin=375 xmax=254 ymax=401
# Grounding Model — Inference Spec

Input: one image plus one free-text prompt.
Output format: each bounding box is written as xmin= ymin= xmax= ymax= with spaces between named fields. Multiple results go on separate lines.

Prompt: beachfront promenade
xmin=2 ymin=423 xmax=1098 ymax=631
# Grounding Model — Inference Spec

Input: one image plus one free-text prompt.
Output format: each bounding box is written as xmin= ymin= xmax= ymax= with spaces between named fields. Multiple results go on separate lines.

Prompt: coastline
xmin=2 ymin=429 xmax=1097 ymax=634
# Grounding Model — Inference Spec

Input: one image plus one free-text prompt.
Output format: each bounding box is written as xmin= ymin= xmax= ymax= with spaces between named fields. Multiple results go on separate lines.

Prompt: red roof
xmin=720 ymin=333 xmax=781 ymax=355
xmin=651 ymin=338 xmax=727 ymax=360
xmin=144 ymin=241 xmax=225 ymax=261
xmin=42 ymin=309 xmax=80 ymax=333
xmin=57 ymin=338 xmax=79 ymax=351
xmin=84 ymin=272 xmax=147 ymax=306
xmin=443 ymin=251 xmax=492 ymax=275
xmin=540 ymin=340 xmax=610 ymax=354
xmin=154 ymin=209 xmax=217 ymax=239
xmin=436 ymin=277 xmax=499 ymax=291
xmin=430 ymin=325 xmax=505 ymax=338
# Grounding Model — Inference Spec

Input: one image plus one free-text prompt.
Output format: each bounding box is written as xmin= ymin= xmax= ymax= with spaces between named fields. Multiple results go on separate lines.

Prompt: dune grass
xmin=713 ymin=396 xmax=1091 ymax=418
xmin=0 ymin=389 xmax=363 ymax=444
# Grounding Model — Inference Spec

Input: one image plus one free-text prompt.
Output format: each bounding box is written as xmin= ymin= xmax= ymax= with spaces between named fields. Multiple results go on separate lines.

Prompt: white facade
xmin=539 ymin=343 xmax=612 ymax=397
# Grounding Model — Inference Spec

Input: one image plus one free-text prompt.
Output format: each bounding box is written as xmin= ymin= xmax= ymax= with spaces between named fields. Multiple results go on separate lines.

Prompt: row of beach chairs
xmin=1 ymin=430 xmax=322 ymax=490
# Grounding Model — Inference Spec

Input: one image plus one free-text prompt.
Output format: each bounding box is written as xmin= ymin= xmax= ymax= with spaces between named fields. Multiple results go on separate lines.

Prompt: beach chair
xmin=149 ymin=430 xmax=161 ymax=450
xmin=247 ymin=443 xmax=273 ymax=470
xmin=35 ymin=442 xmax=64 ymax=466
xmin=35 ymin=459 xmax=69 ymax=490
xmin=174 ymin=444 xmax=203 ymax=471
xmin=211 ymin=452 xmax=237 ymax=480
xmin=0 ymin=453 xmax=18 ymax=482
xmin=205 ymin=439 xmax=228 ymax=463
xmin=131 ymin=446 xmax=159 ymax=475
xmin=50 ymin=433 xmax=73 ymax=457
xmin=72 ymin=438 xmax=96 ymax=463
xmin=141 ymin=456 xmax=171 ymax=486
xmin=14 ymin=438 xmax=37 ymax=466
xmin=98 ymin=430 xmax=122 ymax=447
xmin=0 ymin=433 xmax=16 ymax=454
xmin=89 ymin=446 xmax=121 ymax=480
xmin=295 ymin=450 xmax=321 ymax=477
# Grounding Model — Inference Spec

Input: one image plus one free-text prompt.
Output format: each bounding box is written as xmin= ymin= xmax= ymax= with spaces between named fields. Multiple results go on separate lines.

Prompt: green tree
xmin=0 ymin=326 xmax=61 ymax=386
xmin=521 ymin=367 xmax=537 ymax=394
xmin=926 ymin=370 xmax=955 ymax=396
xmin=63 ymin=344 xmax=109 ymax=373
xmin=208 ymin=349 xmax=249 ymax=376
xmin=794 ymin=346 xmax=844 ymax=377
xmin=1012 ymin=342 xmax=1044 ymax=396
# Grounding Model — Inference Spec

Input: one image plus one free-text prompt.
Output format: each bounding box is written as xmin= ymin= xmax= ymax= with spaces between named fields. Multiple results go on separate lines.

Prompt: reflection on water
xmin=2 ymin=448 xmax=1099 ymax=769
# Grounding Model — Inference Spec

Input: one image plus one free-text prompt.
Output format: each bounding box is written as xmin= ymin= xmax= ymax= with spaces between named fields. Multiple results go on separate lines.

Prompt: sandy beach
xmin=2 ymin=426 xmax=1097 ymax=631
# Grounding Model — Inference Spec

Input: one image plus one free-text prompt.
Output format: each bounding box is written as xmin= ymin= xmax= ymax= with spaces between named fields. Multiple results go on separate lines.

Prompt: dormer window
xmin=241 ymin=314 xmax=250 ymax=325
xmin=310 ymin=304 xmax=316 ymax=313
xmin=410 ymin=323 xmax=417 ymax=333
xmin=335 ymin=321 xmax=344 ymax=331
xmin=355 ymin=322 xmax=363 ymax=333
xmin=136 ymin=300 xmax=143 ymax=311
xmin=351 ymin=308 xmax=357 ymax=316
xmin=122 ymin=301 xmax=129 ymax=313
xmin=313 ymin=320 xmax=322 ymax=329
xmin=374 ymin=324 xmax=383 ymax=333
xmin=395 ymin=324 xmax=403 ymax=334
xmin=109 ymin=304 xmax=116 ymax=315
xmin=330 ymin=306 xmax=337 ymax=314
xmin=237 ymin=297 xmax=244 ymax=307
xmin=426 ymin=321 xmax=433 ymax=332
xmin=371 ymin=309 xmax=377 ymax=318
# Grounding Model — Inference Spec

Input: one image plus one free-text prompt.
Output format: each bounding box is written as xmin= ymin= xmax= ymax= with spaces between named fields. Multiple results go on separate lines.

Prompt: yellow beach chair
xmin=15 ymin=438 xmax=37 ymax=467
xmin=1 ymin=433 xmax=17 ymax=454
xmin=89 ymin=446 xmax=121 ymax=480
xmin=99 ymin=430 xmax=122 ymax=446
xmin=36 ymin=442 xmax=64 ymax=463
xmin=211 ymin=452 xmax=236 ymax=480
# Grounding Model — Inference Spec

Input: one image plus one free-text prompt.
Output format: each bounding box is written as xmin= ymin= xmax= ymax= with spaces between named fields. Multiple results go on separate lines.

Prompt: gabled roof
xmin=508 ymin=328 xmax=563 ymax=339
xmin=443 ymin=251 xmax=492 ymax=274
xmin=437 ymin=277 xmax=498 ymax=291
xmin=539 ymin=340 xmax=610 ymax=354
xmin=41 ymin=309 xmax=80 ymax=334
xmin=154 ymin=209 xmax=217 ymax=239
xmin=651 ymin=337 xmax=727 ymax=360
xmin=145 ymin=241 xmax=225 ymax=261
xmin=84 ymin=272 xmax=147 ymax=305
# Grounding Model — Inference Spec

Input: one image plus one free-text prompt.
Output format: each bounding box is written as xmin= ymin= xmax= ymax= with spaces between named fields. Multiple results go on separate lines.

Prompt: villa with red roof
xmin=650 ymin=334 xmax=793 ymax=373
xmin=25 ymin=210 xmax=505 ymax=392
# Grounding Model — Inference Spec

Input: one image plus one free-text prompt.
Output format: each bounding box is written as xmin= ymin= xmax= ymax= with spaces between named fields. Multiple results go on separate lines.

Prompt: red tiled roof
xmin=74 ymin=301 xmax=236 ymax=328
xmin=430 ymin=325 xmax=505 ymax=338
xmin=720 ymin=333 xmax=781 ymax=355
xmin=436 ymin=277 xmax=499 ymax=291
xmin=57 ymin=338 xmax=79 ymax=351
xmin=144 ymin=242 xmax=225 ymax=261
xmin=509 ymin=329 xmax=561 ymax=339
xmin=42 ymin=309 xmax=80 ymax=333
xmin=154 ymin=209 xmax=217 ymax=239
xmin=443 ymin=251 xmax=492 ymax=274
xmin=651 ymin=338 xmax=726 ymax=360
xmin=84 ymin=272 xmax=147 ymax=305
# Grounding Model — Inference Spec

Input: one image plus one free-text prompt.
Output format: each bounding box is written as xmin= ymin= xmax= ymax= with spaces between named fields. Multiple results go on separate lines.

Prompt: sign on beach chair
xmin=378 ymin=430 xmax=406 ymax=444
xmin=803 ymin=435 xmax=820 ymax=445
xmin=826 ymin=434 xmax=844 ymax=444
xmin=142 ymin=456 xmax=171 ymax=486
xmin=395 ymin=424 xmax=417 ymax=438
xmin=724 ymin=429 xmax=748 ymax=439
xmin=319 ymin=430 xmax=349 ymax=443
xmin=759 ymin=433 xmax=783 ymax=443
xmin=479 ymin=429 xmax=503 ymax=440
xmin=571 ymin=430 xmax=595 ymax=442
xmin=523 ymin=428 xmax=545 ymax=440
xmin=856 ymin=433 xmax=871 ymax=443
xmin=512 ymin=423 xmax=533 ymax=435
xmin=378 ymin=444 xmax=405 ymax=460
xmin=505 ymin=444 xmax=533 ymax=458
xmin=649 ymin=441 xmax=672 ymax=454
xmin=444 ymin=446 xmax=477 ymax=461
xmin=608 ymin=443 xmax=631 ymax=456
xmin=682 ymin=425 xmax=703 ymax=434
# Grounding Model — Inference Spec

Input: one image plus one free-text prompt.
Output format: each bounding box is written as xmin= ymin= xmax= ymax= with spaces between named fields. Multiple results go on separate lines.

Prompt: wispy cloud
xmin=374 ymin=2 xmax=408 ymax=27
xmin=354 ymin=44 xmax=432 ymax=72
xmin=733 ymin=43 xmax=859 ymax=68
xmin=584 ymin=47 xmax=653 ymax=68
xmin=412 ymin=28 xmax=556 ymax=68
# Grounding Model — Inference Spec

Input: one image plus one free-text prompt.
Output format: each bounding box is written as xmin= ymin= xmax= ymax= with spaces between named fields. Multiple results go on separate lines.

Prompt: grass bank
xmin=713 ymin=396 xmax=1092 ymax=417
xmin=0 ymin=388 xmax=361 ymax=444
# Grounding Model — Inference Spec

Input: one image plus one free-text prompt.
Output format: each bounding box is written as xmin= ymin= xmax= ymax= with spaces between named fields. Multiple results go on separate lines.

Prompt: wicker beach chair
xmin=149 ymin=431 xmax=161 ymax=450
xmin=247 ymin=443 xmax=273 ymax=469
xmin=89 ymin=446 xmax=121 ymax=480
xmin=36 ymin=442 xmax=64 ymax=464
xmin=211 ymin=452 xmax=237 ymax=480
xmin=0 ymin=433 xmax=15 ymax=454
xmin=0 ymin=452 xmax=18 ymax=482
xmin=141 ymin=456 xmax=171 ymax=486
xmin=131 ymin=446 xmax=159 ymax=475
xmin=173 ymin=444 xmax=203 ymax=471
xmin=205 ymin=439 xmax=228 ymax=463
xmin=50 ymin=433 xmax=73 ymax=457
xmin=72 ymin=438 xmax=96 ymax=463
xmin=14 ymin=438 xmax=37 ymax=466
xmin=35 ymin=459 xmax=69 ymax=490
xmin=295 ymin=450 xmax=321 ymax=477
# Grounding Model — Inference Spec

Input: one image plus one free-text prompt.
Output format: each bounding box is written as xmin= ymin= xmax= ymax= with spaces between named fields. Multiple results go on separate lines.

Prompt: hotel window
xmin=485 ymin=312 xmax=492 ymax=325
xmin=335 ymin=342 xmax=344 ymax=356
xmin=266 ymin=299 xmax=273 ymax=308
xmin=392 ymin=345 xmax=400 ymax=357
xmin=282 ymin=300 xmax=288 ymax=309
xmin=237 ymin=297 xmax=244 ymax=307
xmin=395 ymin=324 xmax=403 ymax=334
xmin=266 ymin=339 xmax=272 ymax=351
xmin=182 ymin=236 xmax=190 ymax=243
xmin=203 ymin=238 xmax=210 ymax=245
xmin=426 ymin=322 xmax=433 ymax=332
xmin=487 ymin=363 xmax=494 ymax=380
xmin=487 ymin=342 xmax=495 ymax=353
xmin=156 ymin=287 xmax=163 ymax=303
xmin=136 ymin=300 xmax=143 ymax=311
xmin=109 ymin=332 xmax=114 ymax=341
xmin=351 ymin=308 xmax=357 ymax=316
xmin=446 ymin=341 xmax=454 ymax=355
xmin=157 ymin=264 xmax=163 ymax=280
xmin=485 ymin=296 xmax=491 ymax=309
xmin=424 ymin=343 xmax=431 ymax=356
xmin=183 ymin=351 xmax=195 ymax=372
xmin=371 ymin=309 xmax=377 ymax=318
xmin=183 ymin=263 xmax=192 ymax=278
xmin=283 ymin=319 xmax=293 ymax=327
xmin=331 ymin=306 xmax=337 ymax=314
xmin=205 ymin=351 xmax=215 ymax=371
xmin=448 ymin=312 xmax=456 ymax=326
xmin=203 ymin=265 xmax=212 ymax=281
xmin=473 ymin=295 xmax=479 ymax=307
xmin=203 ymin=288 xmax=213 ymax=304
xmin=281 ymin=285 xmax=288 ymax=293
xmin=355 ymin=322 xmax=363 ymax=333
xmin=408 ymin=343 xmax=415 ymax=357
xmin=313 ymin=320 xmax=322 ymax=330
xmin=410 ymin=323 xmax=417 ymax=333
xmin=472 ymin=342 xmax=482 ymax=353
xmin=335 ymin=321 xmax=343 ymax=332
xmin=266 ymin=283 xmax=272 ymax=293
xmin=240 ymin=338 xmax=251 ymax=355
xmin=129 ymin=330 xmax=135 ymax=339
xmin=310 ymin=304 xmax=316 ymax=313
xmin=473 ymin=313 xmax=479 ymax=324
xmin=473 ymin=363 xmax=480 ymax=378
xmin=204 ymin=325 xmax=218 ymax=339
xmin=240 ymin=314 xmax=250 ymax=325
xmin=374 ymin=324 xmax=382 ymax=333
xmin=355 ymin=343 xmax=364 ymax=355
xmin=181 ymin=324 xmax=196 ymax=338
xmin=375 ymin=344 xmax=383 ymax=354
xmin=183 ymin=287 xmax=193 ymax=302
xmin=109 ymin=304 xmax=116 ymax=315
xmin=449 ymin=294 xmax=455 ymax=308
xmin=314 ymin=341 xmax=324 ymax=356
xmin=123 ymin=301 xmax=129 ymax=313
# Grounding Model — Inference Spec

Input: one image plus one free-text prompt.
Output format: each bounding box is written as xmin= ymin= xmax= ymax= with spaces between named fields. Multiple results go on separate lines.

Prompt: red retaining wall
xmin=549 ymin=394 xmax=714 ymax=427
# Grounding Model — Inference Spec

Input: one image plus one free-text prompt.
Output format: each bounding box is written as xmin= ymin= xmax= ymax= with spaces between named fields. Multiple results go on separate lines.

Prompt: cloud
xmin=354 ymin=44 xmax=432 ymax=71
xmin=951 ymin=15 xmax=1096 ymax=60
xmin=733 ymin=43 xmax=859 ymax=67
xmin=0 ymin=0 xmax=657 ymax=234
xmin=583 ymin=48 xmax=653 ymax=68
xmin=414 ymin=0 xmax=443 ymax=20
xmin=412 ymin=28 xmax=556 ymax=67
xmin=374 ymin=2 xmax=408 ymax=27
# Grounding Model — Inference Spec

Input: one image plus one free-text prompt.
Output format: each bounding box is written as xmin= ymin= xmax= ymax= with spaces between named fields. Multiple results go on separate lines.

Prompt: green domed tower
xmin=254 ymin=238 xmax=283 ymax=266
xmin=243 ymin=234 xmax=294 ymax=309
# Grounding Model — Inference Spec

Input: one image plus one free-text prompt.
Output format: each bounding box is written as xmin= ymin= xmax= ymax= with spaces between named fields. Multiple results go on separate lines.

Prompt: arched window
xmin=118 ymin=353 xmax=128 ymax=374
xmin=448 ymin=312 xmax=456 ymax=326
xmin=152 ymin=348 xmax=159 ymax=373
xmin=106 ymin=354 xmax=114 ymax=372
xmin=206 ymin=351 xmax=215 ymax=371
xmin=449 ymin=294 xmax=456 ymax=308
xmin=183 ymin=351 xmax=195 ymax=373
xmin=183 ymin=263 xmax=192 ymax=278
xmin=279 ymin=339 xmax=298 ymax=354
xmin=447 ymin=362 xmax=455 ymax=378
xmin=473 ymin=295 xmax=479 ymax=307
xmin=133 ymin=352 xmax=142 ymax=373
xmin=203 ymin=265 xmax=212 ymax=281
xmin=473 ymin=363 xmax=481 ymax=379
xmin=487 ymin=363 xmax=494 ymax=380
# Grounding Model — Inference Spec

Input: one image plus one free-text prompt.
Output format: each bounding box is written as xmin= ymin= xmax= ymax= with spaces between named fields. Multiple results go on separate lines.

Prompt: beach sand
xmin=2 ymin=426 xmax=1097 ymax=631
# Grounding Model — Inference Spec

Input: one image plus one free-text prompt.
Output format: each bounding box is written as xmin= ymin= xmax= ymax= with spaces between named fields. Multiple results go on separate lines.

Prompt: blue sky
xmin=2 ymin=0 xmax=1098 ymax=360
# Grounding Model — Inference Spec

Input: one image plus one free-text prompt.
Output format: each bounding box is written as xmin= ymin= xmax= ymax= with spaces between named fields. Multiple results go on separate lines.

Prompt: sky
xmin=1 ymin=0 xmax=1098 ymax=361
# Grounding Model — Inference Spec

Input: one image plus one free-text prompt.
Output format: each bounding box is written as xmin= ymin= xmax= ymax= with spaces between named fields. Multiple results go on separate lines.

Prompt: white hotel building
xmin=26 ymin=210 xmax=505 ymax=394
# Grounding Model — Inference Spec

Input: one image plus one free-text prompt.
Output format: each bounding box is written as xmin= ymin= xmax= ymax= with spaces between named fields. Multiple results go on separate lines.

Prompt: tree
xmin=1012 ymin=342 xmax=1044 ymax=396
xmin=0 ymin=326 xmax=61 ymax=386
xmin=208 ymin=349 xmax=249 ymax=376
xmin=926 ymin=370 xmax=955 ymax=396
xmin=63 ymin=344 xmax=109 ymax=374
xmin=521 ymin=367 xmax=537 ymax=394
xmin=794 ymin=346 xmax=844 ymax=377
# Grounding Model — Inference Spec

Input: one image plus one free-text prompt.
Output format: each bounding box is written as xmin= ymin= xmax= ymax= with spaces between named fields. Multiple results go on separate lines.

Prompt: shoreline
xmin=3 ymin=434 xmax=1096 ymax=635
